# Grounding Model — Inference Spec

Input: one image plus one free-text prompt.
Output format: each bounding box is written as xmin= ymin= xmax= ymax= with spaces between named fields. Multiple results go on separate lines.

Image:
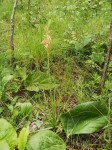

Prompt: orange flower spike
xmin=41 ymin=26 xmax=51 ymax=76
xmin=42 ymin=35 xmax=51 ymax=49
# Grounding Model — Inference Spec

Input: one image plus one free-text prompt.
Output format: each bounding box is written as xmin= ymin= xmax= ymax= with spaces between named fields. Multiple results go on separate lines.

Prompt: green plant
xmin=26 ymin=130 xmax=66 ymax=150
xmin=0 ymin=118 xmax=66 ymax=150
xmin=0 ymin=118 xmax=30 ymax=150
xmin=0 ymin=100 xmax=110 ymax=150
xmin=18 ymin=127 xmax=29 ymax=150
xmin=60 ymin=101 xmax=108 ymax=138
xmin=0 ymin=73 xmax=13 ymax=100
xmin=24 ymin=71 xmax=58 ymax=92
xmin=0 ymin=0 xmax=111 ymax=149
xmin=0 ymin=140 xmax=10 ymax=150
xmin=0 ymin=119 xmax=17 ymax=150
xmin=15 ymin=102 xmax=33 ymax=118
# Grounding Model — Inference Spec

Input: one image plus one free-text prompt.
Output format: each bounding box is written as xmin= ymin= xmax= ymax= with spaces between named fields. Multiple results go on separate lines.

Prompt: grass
xmin=0 ymin=0 xmax=112 ymax=149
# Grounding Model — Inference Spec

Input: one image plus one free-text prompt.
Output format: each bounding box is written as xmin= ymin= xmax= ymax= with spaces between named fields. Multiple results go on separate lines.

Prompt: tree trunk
xmin=100 ymin=0 xmax=112 ymax=93
xmin=10 ymin=0 xmax=18 ymax=68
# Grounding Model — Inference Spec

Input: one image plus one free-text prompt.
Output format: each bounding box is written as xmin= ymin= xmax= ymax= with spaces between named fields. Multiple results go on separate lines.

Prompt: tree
xmin=100 ymin=0 xmax=112 ymax=93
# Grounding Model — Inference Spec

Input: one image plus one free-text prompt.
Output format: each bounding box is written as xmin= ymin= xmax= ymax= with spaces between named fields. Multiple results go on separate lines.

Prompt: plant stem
xmin=10 ymin=0 xmax=18 ymax=69
xmin=47 ymin=47 xmax=57 ymax=127
xmin=52 ymin=89 xmax=57 ymax=126
xmin=108 ymin=96 xmax=112 ymax=148
xmin=47 ymin=48 xmax=50 ymax=77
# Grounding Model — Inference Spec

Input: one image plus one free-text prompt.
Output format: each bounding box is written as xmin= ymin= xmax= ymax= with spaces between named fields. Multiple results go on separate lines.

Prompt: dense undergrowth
xmin=0 ymin=0 xmax=112 ymax=149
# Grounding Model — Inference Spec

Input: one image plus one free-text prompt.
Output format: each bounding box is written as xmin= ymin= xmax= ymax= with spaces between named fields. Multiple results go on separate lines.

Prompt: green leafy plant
xmin=0 ymin=119 xmax=66 ymax=150
xmin=26 ymin=130 xmax=66 ymax=150
xmin=0 ymin=119 xmax=30 ymax=150
xmin=0 ymin=0 xmax=111 ymax=149
xmin=0 ymin=119 xmax=17 ymax=150
xmin=60 ymin=101 xmax=108 ymax=137
xmin=0 ymin=140 xmax=10 ymax=150
xmin=15 ymin=102 xmax=33 ymax=118
xmin=15 ymin=66 xmax=27 ymax=82
xmin=18 ymin=127 xmax=29 ymax=150
xmin=0 ymin=74 xmax=13 ymax=100
xmin=24 ymin=71 xmax=58 ymax=92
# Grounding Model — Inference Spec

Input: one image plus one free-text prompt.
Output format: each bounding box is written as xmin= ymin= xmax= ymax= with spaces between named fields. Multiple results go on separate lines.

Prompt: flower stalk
xmin=42 ymin=26 xmax=51 ymax=76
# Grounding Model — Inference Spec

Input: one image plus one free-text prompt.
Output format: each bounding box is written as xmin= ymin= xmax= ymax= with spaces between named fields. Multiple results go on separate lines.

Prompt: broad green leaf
xmin=91 ymin=52 xmax=104 ymax=65
xmin=60 ymin=101 xmax=108 ymax=137
xmin=25 ymin=71 xmax=58 ymax=91
xmin=0 ymin=140 xmax=10 ymax=150
xmin=82 ymin=36 xmax=91 ymax=47
xmin=0 ymin=119 xmax=17 ymax=150
xmin=15 ymin=66 xmax=27 ymax=81
xmin=18 ymin=127 xmax=29 ymax=150
xmin=2 ymin=75 xmax=13 ymax=86
xmin=26 ymin=130 xmax=66 ymax=150
xmin=26 ymin=85 xmax=39 ymax=92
